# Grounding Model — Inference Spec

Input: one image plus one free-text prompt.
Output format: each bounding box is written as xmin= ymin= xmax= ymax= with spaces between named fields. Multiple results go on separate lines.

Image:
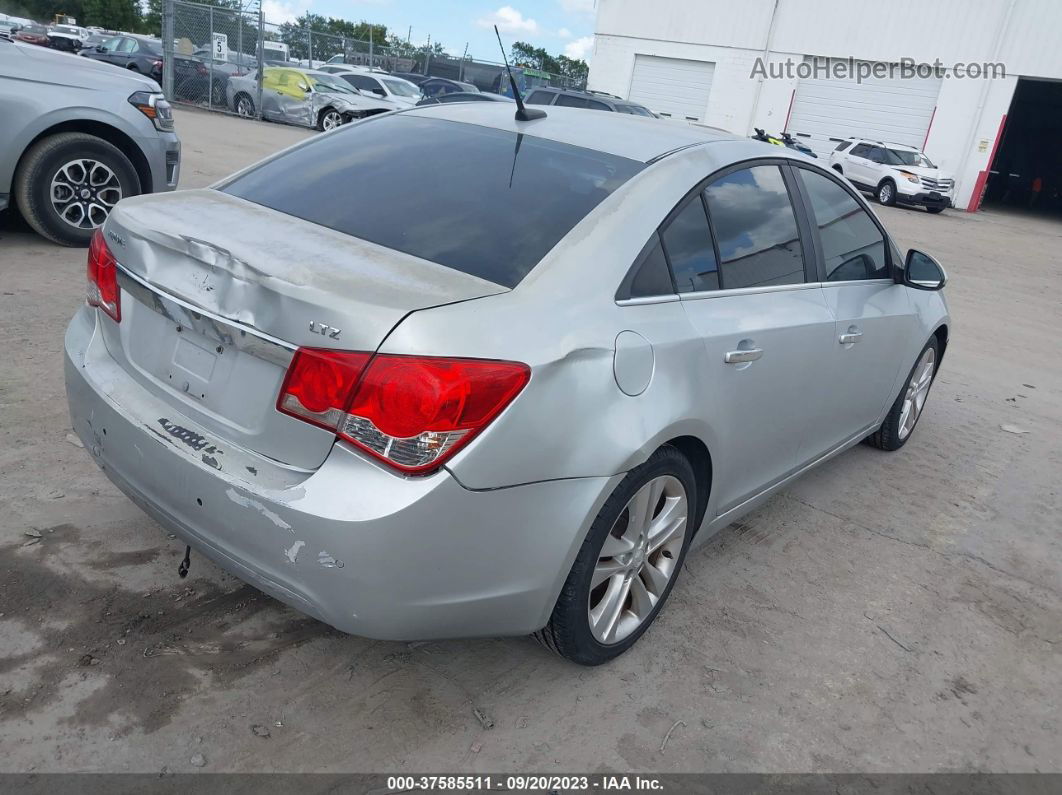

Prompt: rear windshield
xmin=221 ymin=114 xmax=644 ymax=287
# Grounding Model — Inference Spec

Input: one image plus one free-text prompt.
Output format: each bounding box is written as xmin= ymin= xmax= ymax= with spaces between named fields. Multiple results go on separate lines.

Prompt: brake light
xmin=277 ymin=349 xmax=530 ymax=474
xmin=87 ymin=228 xmax=120 ymax=322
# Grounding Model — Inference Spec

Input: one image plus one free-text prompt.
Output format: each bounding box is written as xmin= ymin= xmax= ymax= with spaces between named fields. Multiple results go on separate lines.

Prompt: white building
xmin=587 ymin=0 xmax=1062 ymax=213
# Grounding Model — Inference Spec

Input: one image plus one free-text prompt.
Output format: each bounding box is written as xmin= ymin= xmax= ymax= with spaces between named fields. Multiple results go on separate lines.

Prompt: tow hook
xmin=178 ymin=545 xmax=191 ymax=578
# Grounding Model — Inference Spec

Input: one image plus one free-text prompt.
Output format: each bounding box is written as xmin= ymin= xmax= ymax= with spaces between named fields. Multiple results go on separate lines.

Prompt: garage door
xmin=628 ymin=54 xmax=715 ymax=121
xmin=785 ymin=57 xmax=942 ymax=159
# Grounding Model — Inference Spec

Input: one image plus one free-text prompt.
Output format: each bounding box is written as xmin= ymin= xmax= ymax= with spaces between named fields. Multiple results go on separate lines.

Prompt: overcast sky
xmin=261 ymin=0 xmax=598 ymax=62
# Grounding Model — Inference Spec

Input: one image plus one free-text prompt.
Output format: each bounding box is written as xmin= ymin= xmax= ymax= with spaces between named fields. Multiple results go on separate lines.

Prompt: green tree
xmin=81 ymin=0 xmax=139 ymax=31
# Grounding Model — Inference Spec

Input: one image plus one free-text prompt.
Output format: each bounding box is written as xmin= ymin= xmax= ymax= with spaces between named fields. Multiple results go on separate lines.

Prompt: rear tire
xmin=535 ymin=445 xmax=696 ymax=666
xmin=866 ymin=337 xmax=939 ymax=451
xmin=13 ymin=132 xmax=140 ymax=247
xmin=877 ymin=179 xmax=897 ymax=206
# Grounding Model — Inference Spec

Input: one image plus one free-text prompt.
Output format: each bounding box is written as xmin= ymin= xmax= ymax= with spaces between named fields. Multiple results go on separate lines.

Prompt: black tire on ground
xmin=13 ymin=132 xmax=140 ymax=247
xmin=534 ymin=445 xmax=697 ymax=666
xmin=926 ymin=206 xmax=945 ymax=214
xmin=317 ymin=108 xmax=343 ymax=132
xmin=234 ymin=93 xmax=255 ymax=118
xmin=877 ymin=179 xmax=897 ymax=206
xmin=866 ymin=336 xmax=940 ymax=451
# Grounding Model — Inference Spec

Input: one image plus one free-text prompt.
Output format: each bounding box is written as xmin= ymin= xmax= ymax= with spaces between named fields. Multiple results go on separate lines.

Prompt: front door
xmin=790 ymin=165 xmax=917 ymax=459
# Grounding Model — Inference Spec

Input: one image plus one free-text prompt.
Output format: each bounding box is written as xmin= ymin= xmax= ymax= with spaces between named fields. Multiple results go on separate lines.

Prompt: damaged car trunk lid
xmin=98 ymin=189 xmax=507 ymax=471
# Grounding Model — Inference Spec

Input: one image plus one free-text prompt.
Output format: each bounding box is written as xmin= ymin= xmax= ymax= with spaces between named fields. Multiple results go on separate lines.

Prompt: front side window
xmin=222 ymin=115 xmax=644 ymax=288
xmin=798 ymin=169 xmax=888 ymax=281
xmin=702 ymin=166 xmax=805 ymax=289
xmin=850 ymin=143 xmax=871 ymax=158
xmin=526 ymin=90 xmax=554 ymax=105
xmin=661 ymin=197 xmax=718 ymax=293
xmin=586 ymin=99 xmax=611 ymax=111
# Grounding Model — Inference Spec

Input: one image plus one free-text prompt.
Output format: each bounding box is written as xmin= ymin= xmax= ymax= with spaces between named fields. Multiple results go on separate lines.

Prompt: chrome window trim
xmin=116 ymin=263 xmax=296 ymax=367
xmin=615 ymin=277 xmax=896 ymax=305
xmin=615 ymin=294 xmax=681 ymax=307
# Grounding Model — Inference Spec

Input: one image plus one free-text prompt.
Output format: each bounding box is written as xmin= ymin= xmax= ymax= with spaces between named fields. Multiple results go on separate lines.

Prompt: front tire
xmin=926 ymin=206 xmax=945 ymax=214
xmin=317 ymin=108 xmax=343 ymax=132
xmin=877 ymin=179 xmax=897 ymax=206
xmin=13 ymin=132 xmax=140 ymax=247
xmin=535 ymin=445 xmax=696 ymax=666
xmin=866 ymin=337 xmax=939 ymax=451
xmin=234 ymin=93 xmax=255 ymax=118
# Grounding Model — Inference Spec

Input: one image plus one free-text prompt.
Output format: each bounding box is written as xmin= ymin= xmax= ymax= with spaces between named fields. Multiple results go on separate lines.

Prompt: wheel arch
xmin=661 ymin=435 xmax=713 ymax=536
xmin=15 ymin=120 xmax=151 ymax=195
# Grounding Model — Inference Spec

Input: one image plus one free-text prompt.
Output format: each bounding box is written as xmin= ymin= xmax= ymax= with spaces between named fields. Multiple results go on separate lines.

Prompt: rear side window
xmin=527 ymin=90 xmax=554 ymax=105
xmin=556 ymin=94 xmax=589 ymax=108
xmin=661 ymin=197 xmax=719 ymax=293
xmin=702 ymin=165 xmax=805 ymax=289
xmin=834 ymin=140 xmax=853 ymax=152
xmin=222 ymin=115 xmax=644 ymax=288
xmin=586 ymin=99 xmax=611 ymax=111
xmin=623 ymin=236 xmax=674 ymax=299
xmin=850 ymin=143 xmax=871 ymax=157
xmin=798 ymin=169 xmax=888 ymax=280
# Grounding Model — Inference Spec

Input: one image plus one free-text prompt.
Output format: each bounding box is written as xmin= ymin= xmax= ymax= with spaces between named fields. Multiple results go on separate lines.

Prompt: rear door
xmin=844 ymin=143 xmax=875 ymax=187
xmin=790 ymin=164 xmax=917 ymax=457
xmin=671 ymin=162 xmax=837 ymax=514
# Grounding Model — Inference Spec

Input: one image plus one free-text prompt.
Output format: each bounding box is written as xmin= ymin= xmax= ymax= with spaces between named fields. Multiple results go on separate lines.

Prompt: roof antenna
xmin=494 ymin=25 xmax=546 ymax=122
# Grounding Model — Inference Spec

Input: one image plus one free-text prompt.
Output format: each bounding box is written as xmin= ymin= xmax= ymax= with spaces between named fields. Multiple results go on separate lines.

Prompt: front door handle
xmin=839 ymin=331 xmax=864 ymax=344
xmin=724 ymin=348 xmax=763 ymax=364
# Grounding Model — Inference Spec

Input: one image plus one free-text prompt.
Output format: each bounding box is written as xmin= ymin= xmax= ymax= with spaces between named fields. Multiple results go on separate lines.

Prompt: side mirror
xmin=96 ymin=45 xmax=107 ymax=52
xmin=298 ymin=82 xmax=310 ymax=93
xmin=372 ymin=88 xmax=386 ymax=97
xmin=903 ymin=249 xmax=947 ymax=290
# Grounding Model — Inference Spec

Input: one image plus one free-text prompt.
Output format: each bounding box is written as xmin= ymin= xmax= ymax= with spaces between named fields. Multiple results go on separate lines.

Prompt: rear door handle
xmin=724 ymin=348 xmax=763 ymax=364
xmin=839 ymin=331 xmax=863 ymax=344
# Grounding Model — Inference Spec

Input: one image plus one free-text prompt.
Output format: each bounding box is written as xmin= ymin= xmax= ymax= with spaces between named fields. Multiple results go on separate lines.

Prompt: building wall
xmin=589 ymin=0 xmax=1062 ymax=209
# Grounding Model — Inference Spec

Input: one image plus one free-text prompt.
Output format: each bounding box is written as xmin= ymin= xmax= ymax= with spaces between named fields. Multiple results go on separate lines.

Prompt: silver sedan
xmin=65 ymin=104 xmax=949 ymax=665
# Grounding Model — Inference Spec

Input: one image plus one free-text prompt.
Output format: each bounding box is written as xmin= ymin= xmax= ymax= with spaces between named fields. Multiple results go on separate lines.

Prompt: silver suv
xmin=0 ymin=38 xmax=180 ymax=245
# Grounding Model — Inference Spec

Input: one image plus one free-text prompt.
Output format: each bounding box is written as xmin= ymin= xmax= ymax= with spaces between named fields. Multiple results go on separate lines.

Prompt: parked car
xmin=47 ymin=23 xmax=89 ymax=52
xmin=226 ymin=66 xmax=371 ymax=130
xmin=1 ymin=37 xmax=179 ymax=245
xmin=65 ymin=104 xmax=948 ymax=665
xmin=14 ymin=22 xmax=49 ymax=47
xmin=0 ymin=21 xmax=22 ymax=40
xmin=829 ymin=138 xmax=954 ymax=213
xmin=315 ymin=65 xmax=422 ymax=110
xmin=416 ymin=91 xmax=514 ymax=106
xmin=526 ymin=86 xmax=655 ymax=117
xmin=173 ymin=48 xmax=255 ymax=106
xmin=388 ymin=70 xmax=429 ymax=86
xmin=79 ymin=34 xmax=164 ymax=84
xmin=419 ymin=76 xmax=479 ymax=98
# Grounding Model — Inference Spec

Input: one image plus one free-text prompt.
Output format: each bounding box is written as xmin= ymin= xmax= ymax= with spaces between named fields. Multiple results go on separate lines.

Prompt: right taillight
xmin=87 ymin=228 xmax=120 ymax=322
xmin=277 ymin=349 xmax=530 ymax=474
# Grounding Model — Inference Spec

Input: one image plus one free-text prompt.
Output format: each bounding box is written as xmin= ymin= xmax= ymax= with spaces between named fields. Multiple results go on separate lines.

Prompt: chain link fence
xmin=161 ymin=0 xmax=586 ymax=121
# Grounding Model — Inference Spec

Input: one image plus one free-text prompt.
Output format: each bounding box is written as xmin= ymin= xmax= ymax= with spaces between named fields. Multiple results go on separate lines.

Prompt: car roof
xmin=402 ymin=103 xmax=737 ymax=163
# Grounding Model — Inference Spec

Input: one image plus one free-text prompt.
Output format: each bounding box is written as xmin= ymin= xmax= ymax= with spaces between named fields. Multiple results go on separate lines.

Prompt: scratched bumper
xmin=64 ymin=306 xmax=615 ymax=639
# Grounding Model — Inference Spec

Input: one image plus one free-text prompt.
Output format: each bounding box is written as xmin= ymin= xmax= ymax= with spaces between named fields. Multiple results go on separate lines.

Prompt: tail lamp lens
xmin=87 ymin=228 xmax=121 ymax=322
xmin=277 ymin=349 xmax=530 ymax=474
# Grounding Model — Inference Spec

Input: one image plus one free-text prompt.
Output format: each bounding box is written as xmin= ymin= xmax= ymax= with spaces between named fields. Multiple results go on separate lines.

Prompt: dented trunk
xmin=98 ymin=189 xmax=506 ymax=470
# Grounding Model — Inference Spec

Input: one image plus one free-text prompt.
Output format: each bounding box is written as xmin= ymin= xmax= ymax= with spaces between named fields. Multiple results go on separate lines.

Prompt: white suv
xmin=829 ymin=138 xmax=953 ymax=214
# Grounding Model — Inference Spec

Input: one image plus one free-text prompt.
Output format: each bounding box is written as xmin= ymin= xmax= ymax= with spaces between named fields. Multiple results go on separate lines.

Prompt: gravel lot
xmin=0 ymin=108 xmax=1059 ymax=774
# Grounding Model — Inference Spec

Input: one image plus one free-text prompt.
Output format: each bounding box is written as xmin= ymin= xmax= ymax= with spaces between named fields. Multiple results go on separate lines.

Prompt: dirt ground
xmin=0 ymin=108 xmax=1059 ymax=774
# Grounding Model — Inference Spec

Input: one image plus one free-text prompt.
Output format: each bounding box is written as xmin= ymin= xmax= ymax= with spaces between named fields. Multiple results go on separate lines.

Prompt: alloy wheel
xmin=322 ymin=111 xmax=343 ymax=131
xmin=588 ymin=475 xmax=688 ymax=644
xmin=49 ymin=159 xmax=122 ymax=230
xmin=879 ymin=183 xmax=893 ymax=203
xmin=898 ymin=347 xmax=936 ymax=440
xmin=236 ymin=97 xmax=253 ymax=117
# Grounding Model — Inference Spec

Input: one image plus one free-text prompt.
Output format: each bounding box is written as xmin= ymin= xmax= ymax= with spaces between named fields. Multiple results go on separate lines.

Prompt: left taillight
xmin=87 ymin=228 xmax=120 ymax=322
xmin=277 ymin=349 xmax=530 ymax=475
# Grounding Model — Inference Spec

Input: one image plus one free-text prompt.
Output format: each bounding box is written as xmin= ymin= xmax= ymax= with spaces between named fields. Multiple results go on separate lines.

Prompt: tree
xmin=81 ymin=0 xmax=140 ymax=31
xmin=510 ymin=40 xmax=587 ymax=85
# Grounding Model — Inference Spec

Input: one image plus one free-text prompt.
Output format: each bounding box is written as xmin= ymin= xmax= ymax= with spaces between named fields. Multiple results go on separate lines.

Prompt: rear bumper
xmin=65 ymin=306 xmax=617 ymax=639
